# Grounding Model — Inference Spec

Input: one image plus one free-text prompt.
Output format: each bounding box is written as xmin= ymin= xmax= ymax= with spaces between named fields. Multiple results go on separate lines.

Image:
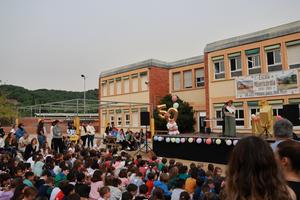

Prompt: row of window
xmin=102 ymin=112 xmax=141 ymax=128
xmin=172 ymin=68 xmax=204 ymax=91
xmin=213 ymin=45 xmax=283 ymax=79
xmin=102 ymin=72 xmax=148 ymax=96
xmin=214 ymin=104 xmax=284 ymax=127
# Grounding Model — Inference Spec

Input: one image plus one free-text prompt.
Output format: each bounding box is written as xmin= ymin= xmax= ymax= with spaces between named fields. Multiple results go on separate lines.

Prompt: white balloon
xmin=173 ymin=102 xmax=179 ymax=109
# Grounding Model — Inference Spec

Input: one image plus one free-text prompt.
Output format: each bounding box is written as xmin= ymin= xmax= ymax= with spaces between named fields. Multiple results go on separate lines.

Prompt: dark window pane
xmin=239 ymin=110 xmax=244 ymax=118
xmin=267 ymin=51 xmax=274 ymax=65
xmin=215 ymin=63 xmax=220 ymax=73
xmin=248 ymin=56 xmax=253 ymax=68
xmin=230 ymin=59 xmax=236 ymax=71
xmin=278 ymin=109 xmax=283 ymax=116
xmin=236 ymin=120 xmax=244 ymax=126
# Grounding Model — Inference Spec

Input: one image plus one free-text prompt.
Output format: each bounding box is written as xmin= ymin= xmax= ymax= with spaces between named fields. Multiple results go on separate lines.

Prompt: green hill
xmin=0 ymin=85 xmax=98 ymax=106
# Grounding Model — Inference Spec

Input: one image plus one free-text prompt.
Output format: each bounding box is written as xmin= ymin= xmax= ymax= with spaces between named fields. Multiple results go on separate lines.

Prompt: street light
xmin=81 ymin=74 xmax=86 ymax=114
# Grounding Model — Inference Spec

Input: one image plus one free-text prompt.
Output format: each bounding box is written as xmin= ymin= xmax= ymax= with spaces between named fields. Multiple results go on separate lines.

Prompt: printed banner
xmin=236 ymin=69 xmax=299 ymax=98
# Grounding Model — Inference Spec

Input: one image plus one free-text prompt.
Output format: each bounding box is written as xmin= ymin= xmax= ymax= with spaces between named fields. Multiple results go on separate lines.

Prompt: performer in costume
xmin=223 ymin=100 xmax=236 ymax=137
xmin=167 ymin=118 xmax=180 ymax=135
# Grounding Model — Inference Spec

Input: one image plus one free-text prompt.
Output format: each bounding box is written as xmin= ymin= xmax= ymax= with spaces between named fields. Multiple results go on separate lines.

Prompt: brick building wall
xmin=149 ymin=67 xmax=170 ymax=113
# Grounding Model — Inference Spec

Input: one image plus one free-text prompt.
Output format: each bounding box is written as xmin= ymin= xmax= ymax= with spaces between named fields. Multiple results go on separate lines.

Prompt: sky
xmin=0 ymin=0 xmax=300 ymax=91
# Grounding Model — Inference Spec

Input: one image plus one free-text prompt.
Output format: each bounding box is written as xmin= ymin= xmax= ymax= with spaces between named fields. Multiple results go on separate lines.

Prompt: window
xmin=101 ymin=81 xmax=107 ymax=96
xmin=117 ymin=114 xmax=122 ymax=126
xmin=140 ymin=72 xmax=148 ymax=91
xmin=116 ymin=79 xmax=121 ymax=95
xmin=273 ymin=107 xmax=283 ymax=116
xmin=265 ymin=45 xmax=282 ymax=72
xmin=132 ymin=74 xmax=138 ymax=92
xmin=173 ymin=72 xmax=181 ymax=90
xmin=249 ymin=107 xmax=259 ymax=127
xmin=132 ymin=112 xmax=139 ymax=127
xmin=215 ymin=109 xmax=223 ymax=127
xmin=286 ymin=40 xmax=300 ymax=69
xmin=247 ymin=54 xmax=260 ymax=69
xmin=123 ymin=77 xmax=129 ymax=93
xmin=109 ymin=80 xmax=114 ymax=96
xmin=184 ymin=70 xmax=192 ymax=88
xmin=195 ymin=69 xmax=204 ymax=87
xmin=125 ymin=113 xmax=130 ymax=126
xmin=229 ymin=56 xmax=241 ymax=72
xmin=229 ymin=53 xmax=242 ymax=78
xmin=213 ymin=59 xmax=225 ymax=79
xmin=266 ymin=49 xmax=281 ymax=66
xmin=235 ymin=108 xmax=244 ymax=126
xmin=110 ymin=115 xmax=114 ymax=126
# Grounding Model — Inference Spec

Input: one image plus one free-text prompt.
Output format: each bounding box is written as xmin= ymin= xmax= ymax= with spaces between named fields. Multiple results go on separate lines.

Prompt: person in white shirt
xmin=87 ymin=122 xmax=95 ymax=148
xmin=18 ymin=133 xmax=30 ymax=153
xmin=0 ymin=135 xmax=5 ymax=149
xmin=93 ymin=139 xmax=101 ymax=151
xmin=80 ymin=122 xmax=88 ymax=148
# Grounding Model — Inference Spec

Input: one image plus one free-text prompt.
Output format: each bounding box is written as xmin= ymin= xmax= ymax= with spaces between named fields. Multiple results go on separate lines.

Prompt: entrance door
xmin=198 ymin=112 xmax=206 ymax=133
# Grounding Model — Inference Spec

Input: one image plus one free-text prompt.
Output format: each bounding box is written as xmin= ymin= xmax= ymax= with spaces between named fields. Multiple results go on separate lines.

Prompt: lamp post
xmin=81 ymin=74 xmax=86 ymax=114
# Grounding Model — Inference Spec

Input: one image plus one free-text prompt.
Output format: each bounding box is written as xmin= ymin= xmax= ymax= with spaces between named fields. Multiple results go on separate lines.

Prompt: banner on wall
xmin=236 ymin=69 xmax=299 ymax=98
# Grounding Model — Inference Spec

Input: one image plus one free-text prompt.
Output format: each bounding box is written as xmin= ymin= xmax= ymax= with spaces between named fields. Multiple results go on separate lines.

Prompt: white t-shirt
xmin=50 ymin=126 xmax=54 ymax=139
xmin=0 ymin=138 xmax=4 ymax=148
xmin=19 ymin=136 xmax=30 ymax=152
xmin=87 ymin=125 xmax=96 ymax=135
xmin=80 ymin=126 xmax=87 ymax=136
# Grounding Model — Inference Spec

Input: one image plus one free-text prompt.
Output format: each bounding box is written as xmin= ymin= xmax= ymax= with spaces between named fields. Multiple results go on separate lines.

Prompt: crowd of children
xmin=0 ymin=132 xmax=224 ymax=200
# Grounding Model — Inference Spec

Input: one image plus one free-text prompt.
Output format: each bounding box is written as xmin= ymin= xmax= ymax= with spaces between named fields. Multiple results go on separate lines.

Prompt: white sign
xmin=236 ymin=69 xmax=299 ymax=98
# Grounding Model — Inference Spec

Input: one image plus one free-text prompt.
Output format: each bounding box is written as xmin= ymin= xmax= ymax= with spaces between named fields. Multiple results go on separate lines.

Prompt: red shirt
xmin=146 ymin=180 xmax=154 ymax=195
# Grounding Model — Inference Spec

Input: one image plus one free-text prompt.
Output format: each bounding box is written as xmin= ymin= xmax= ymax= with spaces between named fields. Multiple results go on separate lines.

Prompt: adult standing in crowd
xmin=271 ymin=119 xmax=294 ymax=150
xmin=36 ymin=119 xmax=46 ymax=150
xmin=226 ymin=136 xmax=296 ymax=200
xmin=87 ymin=121 xmax=95 ymax=148
xmin=0 ymin=122 xmax=5 ymax=138
xmin=52 ymin=120 xmax=63 ymax=153
xmin=80 ymin=122 xmax=88 ymax=147
xmin=276 ymin=140 xmax=300 ymax=200
xmin=15 ymin=123 xmax=26 ymax=140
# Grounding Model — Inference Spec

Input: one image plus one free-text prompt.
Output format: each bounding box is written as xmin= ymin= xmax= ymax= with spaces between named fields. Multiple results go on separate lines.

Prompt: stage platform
xmin=152 ymin=133 xmax=275 ymax=164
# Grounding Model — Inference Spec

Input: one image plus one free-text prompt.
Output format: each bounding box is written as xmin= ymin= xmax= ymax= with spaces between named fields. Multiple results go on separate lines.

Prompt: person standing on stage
xmin=52 ymin=120 xmax=63 ymax=153
xmin=223 ymin=100 xmax=236 ymax=137
xmin=80 ymin=122 xmax=88 ymax=147
xmin=36 ymin=119 xmax=46 ymax=150
xmin=87 ymin=121 xmax=95 ymax=148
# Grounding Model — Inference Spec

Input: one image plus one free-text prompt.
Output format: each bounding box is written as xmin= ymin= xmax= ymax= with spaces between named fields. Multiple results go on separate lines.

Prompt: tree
xmin=154 ymin=94 xmax=195 ymax=133
xmin=0 ymin=93 xmax=17 ymax=126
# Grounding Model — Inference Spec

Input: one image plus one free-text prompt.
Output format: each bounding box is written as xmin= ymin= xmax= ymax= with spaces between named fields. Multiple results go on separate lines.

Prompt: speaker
xmin=140 ymin=112 xmax=150 ymax=126
xmin=282 ymin=104 xmax=300 ymax=126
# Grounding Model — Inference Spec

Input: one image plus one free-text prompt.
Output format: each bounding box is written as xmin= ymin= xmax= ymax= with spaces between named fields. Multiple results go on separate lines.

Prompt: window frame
xmin=125 ymin=113 xmax=130 ymax=127
xmin=247 ymin=53 xmax=261 ymax=69
xmin=172 ymin=72 xmax=181 ymax=91
xmin=213 ymin=59 xmax=225 ymax=79
xmin=266 ymin=48 xmax=281 ymax=66
xmin=183 ymin=70 xmax=192 ymax=89
xmin=195 ymin=68 xmax=204 ymax=87
xmin=229 ymin=56 xmax=242 ymax=72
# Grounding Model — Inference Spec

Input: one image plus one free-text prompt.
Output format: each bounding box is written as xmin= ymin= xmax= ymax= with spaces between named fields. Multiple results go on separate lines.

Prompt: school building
xmin=99 ymin=20 xmax=300 ymax=134
xmin=204 ymin=20 xmax=300 ymax=133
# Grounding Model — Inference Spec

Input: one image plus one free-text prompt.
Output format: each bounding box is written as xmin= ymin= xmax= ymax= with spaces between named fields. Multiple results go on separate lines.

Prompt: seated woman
xmin=24 ymin=138 xmax=38 ymax=161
